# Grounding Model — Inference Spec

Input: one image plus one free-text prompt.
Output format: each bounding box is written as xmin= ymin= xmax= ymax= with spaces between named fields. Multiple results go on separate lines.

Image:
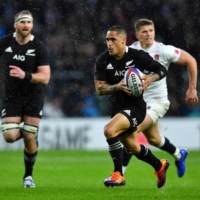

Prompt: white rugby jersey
xmin=130 ymin=41 xmax=181 ymax=102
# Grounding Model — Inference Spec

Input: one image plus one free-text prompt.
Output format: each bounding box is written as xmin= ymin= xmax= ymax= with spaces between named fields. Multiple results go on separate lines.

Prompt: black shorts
xmin=111 ymin=102 xmax=146 ymax=133
xmin=1 ymin=94 xmax=44 ymax=119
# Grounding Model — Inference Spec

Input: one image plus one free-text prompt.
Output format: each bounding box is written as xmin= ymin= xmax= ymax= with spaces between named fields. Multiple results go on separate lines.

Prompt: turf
xmin=0 ymin=150 xmax=200 ymax=200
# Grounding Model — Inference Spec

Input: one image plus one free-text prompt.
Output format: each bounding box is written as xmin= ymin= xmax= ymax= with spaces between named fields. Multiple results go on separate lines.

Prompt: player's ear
xmin=122 ymin=36 xmax=126 ymax=44
xmin=135 ymin=33 xmax=139 ymax=39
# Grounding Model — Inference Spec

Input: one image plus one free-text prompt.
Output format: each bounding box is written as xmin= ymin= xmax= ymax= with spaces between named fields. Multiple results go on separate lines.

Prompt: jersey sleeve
xmin=135 ymin=49 xmax=156 ymax=70
xmin=136 ymin=50 xmax=167 ymax=80
xmin=162 ymin=45 xmax=181 ymax=63
xmin=94 ymin=54 xmax=107 ymax=81
xmin=36 ymin=41 xmax=49 ymax=66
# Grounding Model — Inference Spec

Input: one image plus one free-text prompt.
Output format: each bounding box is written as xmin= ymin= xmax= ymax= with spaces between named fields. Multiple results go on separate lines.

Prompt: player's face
xmin=14 ymin=15 xmax=33 ymax=38
xmin=106 ymin=31 xmax=126 ymax=59
xmin=135 ymin=25 xmax=155 ymax=48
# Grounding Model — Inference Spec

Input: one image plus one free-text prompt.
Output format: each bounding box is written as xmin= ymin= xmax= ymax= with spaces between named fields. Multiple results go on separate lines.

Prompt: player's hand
xmin=118 ymin=78 xmax=132 ymax=96
xmin=185 ymin=88 xmax=199 ymax=106
xmin=141 ymin=74 xmax=152 ymax=91
xmin=9 ymin=65 xmax=25 ymax=79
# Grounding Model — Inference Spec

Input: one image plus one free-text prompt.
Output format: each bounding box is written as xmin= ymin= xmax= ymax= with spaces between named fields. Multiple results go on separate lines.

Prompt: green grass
xmin=0 ymin=150 xmax=200 ymax=200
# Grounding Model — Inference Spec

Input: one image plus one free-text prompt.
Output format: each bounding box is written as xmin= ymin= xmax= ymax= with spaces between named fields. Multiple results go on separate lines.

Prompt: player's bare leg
xmin=122 ymin=115 xmax=188 ymax=177
xmin=1 ymin=116 xmax=37 ymax=188
xmin=122 ymin=114 xmax=153 ymax=173
xmin=143 ymin=122 xmax=188 ymax=177
xmin=120 ymin=132 xmax=169 ymax=188
xmin=22 ymin=116 xmax=40 ymax=188
xmin=103 ymin=114 xmax=130 ymax=187
xmin=104 ymin=117 xmax=170 ymax=189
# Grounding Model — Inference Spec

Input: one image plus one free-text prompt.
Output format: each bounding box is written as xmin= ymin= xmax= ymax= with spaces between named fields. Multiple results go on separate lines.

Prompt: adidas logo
xmin=1 ymin=109 xmax=6 ymax=116
xmin=123 ymin=110 xmax=130 ymax=116
xmin=5 ymin=47 xmax=12 ymax=52
xmin=132 ymin=118 xmax=138 ymax=127
xmin=39 ymin=110 xmax=43 ymax=116
xmin=106 ymin=63 xmax=114 ymax=69
xmin=26 ymin=49 xmax=35 ymax=56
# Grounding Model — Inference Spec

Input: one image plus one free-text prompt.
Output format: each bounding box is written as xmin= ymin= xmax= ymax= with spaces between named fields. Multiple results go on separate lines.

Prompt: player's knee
xmin=23 ymin=133 xmax=35 ymax=141
xmin=104 ymin=124 xmax=115 ymax=138
xmin=3 ymin=132 xmax=16 ymax=143
xmin=1 ymin=122 xmax=20 ymax=143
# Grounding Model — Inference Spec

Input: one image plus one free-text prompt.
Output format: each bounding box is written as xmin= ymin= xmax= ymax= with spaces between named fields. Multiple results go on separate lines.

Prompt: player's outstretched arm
xmin=176 ymin=50 xmax=199 ymax=105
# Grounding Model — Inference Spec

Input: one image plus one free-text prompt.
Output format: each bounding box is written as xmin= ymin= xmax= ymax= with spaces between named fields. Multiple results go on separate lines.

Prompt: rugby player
xmin=122 ymin=18 xmax=198 ymax=178
xmin=94 ymin=25 xmax=169 ymax=188
xmin=0 ymin=10 xmax=50 ymax=188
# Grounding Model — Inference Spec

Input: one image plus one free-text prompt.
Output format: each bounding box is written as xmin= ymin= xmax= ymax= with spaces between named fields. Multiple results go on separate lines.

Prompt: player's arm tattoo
xmin=94 ymin=80 xmax=120 ymax=95
xmin=97 ymin=84 xmax=118 ymax=95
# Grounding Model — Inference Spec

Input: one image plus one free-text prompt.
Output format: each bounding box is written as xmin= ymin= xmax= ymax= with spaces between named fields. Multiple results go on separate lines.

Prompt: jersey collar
xmin=139 ymin=41 xmax=155 ymax=52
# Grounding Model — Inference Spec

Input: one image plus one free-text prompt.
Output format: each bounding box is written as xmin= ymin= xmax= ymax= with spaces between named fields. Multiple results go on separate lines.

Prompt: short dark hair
xmin=14 ymin=10 xmax=33 ymax=22
xmin=108 ymin=25 xmax=127 ymax=36
xmin=134 ymin=19 xmax=154 ymax=32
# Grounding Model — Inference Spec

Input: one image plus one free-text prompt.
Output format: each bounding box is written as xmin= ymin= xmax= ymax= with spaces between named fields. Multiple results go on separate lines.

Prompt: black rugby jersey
xmin=0 ymin=33 xmax=49 ymax=97
xmin=94 ymin=46 xmax=167 ymax=109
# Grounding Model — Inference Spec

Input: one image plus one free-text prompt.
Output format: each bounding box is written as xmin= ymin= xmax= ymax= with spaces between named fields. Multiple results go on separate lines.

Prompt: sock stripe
xmin=109 ymin=141 xmax=122 ymax=151
xmin=144 ymin=145 xmax=148 ymax=156
xmin=24 ymin=154 xmax=37 ymax=162
xmin=158 ymin=135 xmax=165 ymax=147
xmin=24 ymin=151 xmax=38 ymax=162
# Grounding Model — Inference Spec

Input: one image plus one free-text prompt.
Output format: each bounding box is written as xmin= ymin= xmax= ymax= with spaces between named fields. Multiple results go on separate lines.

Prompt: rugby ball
xmin=124 ymin=67 xmax=144 ymax=97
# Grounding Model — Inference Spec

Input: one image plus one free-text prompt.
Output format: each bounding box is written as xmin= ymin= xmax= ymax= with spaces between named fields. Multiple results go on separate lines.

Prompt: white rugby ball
xmin=124 ymin=67 xmax=144 ymax=97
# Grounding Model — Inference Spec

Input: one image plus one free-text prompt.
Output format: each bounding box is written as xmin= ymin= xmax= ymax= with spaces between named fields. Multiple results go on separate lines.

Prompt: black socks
xmin=107 ymin=137 xmax=123 ymax=174
xmin=159 ymin=137 xmax=176 ymax=154
xmin=136 ymin=144 xmax=162 ymax=171
xmin=122 ymin=147 xmax=132 ymax=166
xmin=23 ymin=150 xmax=38 ymax=179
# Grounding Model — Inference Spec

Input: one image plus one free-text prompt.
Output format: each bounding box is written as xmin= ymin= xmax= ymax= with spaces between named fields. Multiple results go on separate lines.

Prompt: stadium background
xmin=0 ymin=0 xmax=199 ymax=118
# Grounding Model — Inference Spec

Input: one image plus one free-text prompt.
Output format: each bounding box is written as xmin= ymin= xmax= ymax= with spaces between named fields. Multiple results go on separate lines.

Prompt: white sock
xmin=122 ymin=166 xmax=127 ymax=174
xmin=173 ymin=148 xmax=181 ymax=160
xmin=158 ymin=135 xmax=165 ymax=147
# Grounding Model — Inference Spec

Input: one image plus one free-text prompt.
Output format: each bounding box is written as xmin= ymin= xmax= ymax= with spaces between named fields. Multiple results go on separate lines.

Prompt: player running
xmin=122 ymin=18 xmax=198 ymax=177
xmin=0 ymin=10 xmax=50 ymax=188
xmin=94 ymin=25 xmax=170 ymax=188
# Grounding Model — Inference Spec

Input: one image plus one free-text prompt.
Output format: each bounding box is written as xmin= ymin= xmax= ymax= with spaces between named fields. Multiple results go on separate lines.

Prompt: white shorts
xmin=146 ymin=100 xmax=170 ymax=123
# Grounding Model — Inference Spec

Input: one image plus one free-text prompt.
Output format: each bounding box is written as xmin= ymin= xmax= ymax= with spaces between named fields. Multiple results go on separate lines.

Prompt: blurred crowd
xmin=0 ymin=0 xmax=199 ymax=117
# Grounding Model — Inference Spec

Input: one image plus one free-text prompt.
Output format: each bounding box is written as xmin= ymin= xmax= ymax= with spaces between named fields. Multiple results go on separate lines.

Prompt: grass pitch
xmin=0 ymin=150 xmax=200 ymax=200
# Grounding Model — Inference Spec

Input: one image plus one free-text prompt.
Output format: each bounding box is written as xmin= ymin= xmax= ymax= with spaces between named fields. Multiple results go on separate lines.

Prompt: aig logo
xmin=13 ymin=54 xmax=25 ymax=61
xmin=114 ymin=70 xmax=126 ymax=76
